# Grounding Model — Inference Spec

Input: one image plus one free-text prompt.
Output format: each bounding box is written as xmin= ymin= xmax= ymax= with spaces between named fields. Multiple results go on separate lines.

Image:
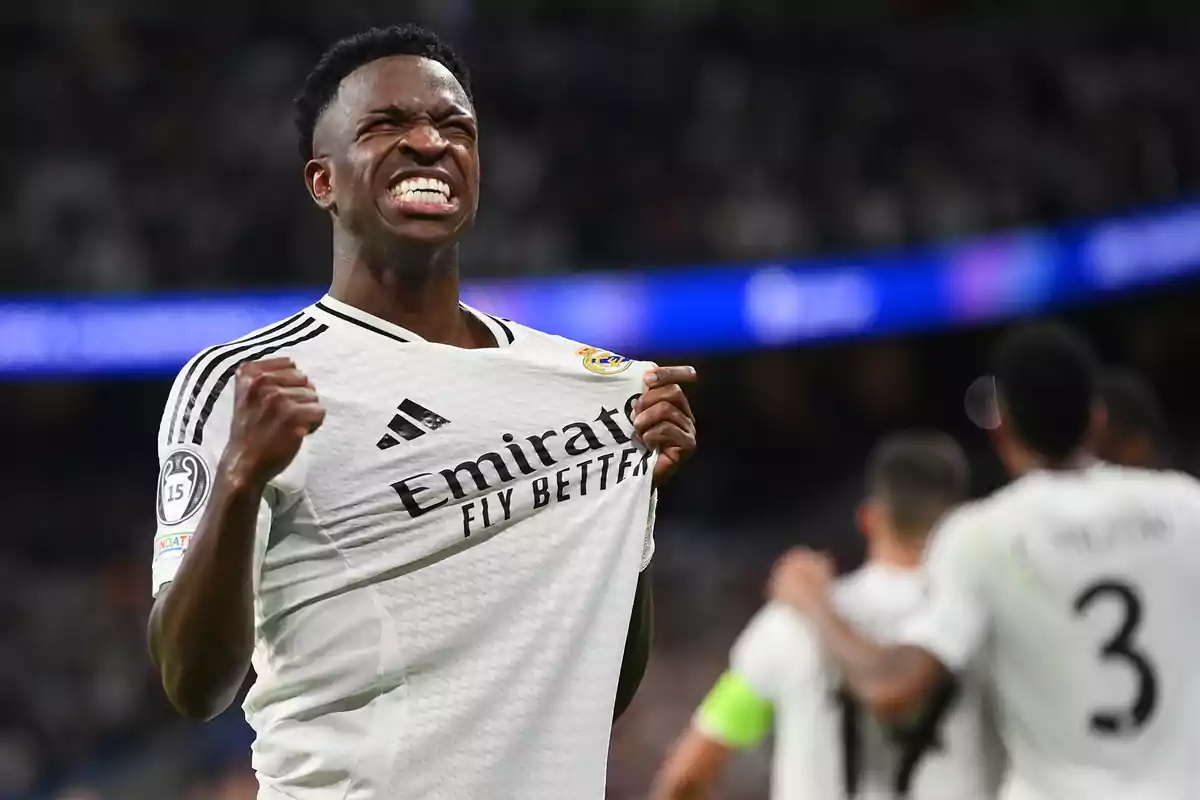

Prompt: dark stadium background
xmin=4 ymin=1 xmax=1200 ymax=798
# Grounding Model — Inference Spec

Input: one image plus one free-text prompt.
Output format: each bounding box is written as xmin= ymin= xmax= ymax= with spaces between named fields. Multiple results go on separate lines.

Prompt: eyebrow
xmin=365 ymin=102 xmax=474 ymax=119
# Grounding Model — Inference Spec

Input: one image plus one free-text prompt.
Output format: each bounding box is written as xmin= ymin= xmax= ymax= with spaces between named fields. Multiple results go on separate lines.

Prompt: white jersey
xmin=726 ymin=565 xmax=996 ymax=799
xmin=900 ymin=463 xmax=1200 ymax=800
xmin=150 ymin=295 xmax=658 ymax=800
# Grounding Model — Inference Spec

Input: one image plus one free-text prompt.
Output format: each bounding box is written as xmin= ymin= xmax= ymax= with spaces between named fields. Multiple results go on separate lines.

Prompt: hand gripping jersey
xmin=900 ymin=463 xmax=1200 ymax=800
xmin=696 ymin=565 xmax=998 ymax=799
xmin=151 ymin=296 xmax=658 ymax=800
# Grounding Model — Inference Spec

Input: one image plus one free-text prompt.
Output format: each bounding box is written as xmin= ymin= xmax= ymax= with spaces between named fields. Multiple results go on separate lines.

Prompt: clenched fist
xmin=222 ymin=357 xmax=325 ymax=490
xmin=768 ymin=547 xmax=835 ymax=617
xmin=632 ymin=365 xmax=698 ymax=488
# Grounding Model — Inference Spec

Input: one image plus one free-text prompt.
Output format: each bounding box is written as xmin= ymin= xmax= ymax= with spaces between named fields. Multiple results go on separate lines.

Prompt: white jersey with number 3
xmin=901 ymin=463 xmax=1200 ymax=800
xmin=150 ymin=295 xmax=658 ymax=800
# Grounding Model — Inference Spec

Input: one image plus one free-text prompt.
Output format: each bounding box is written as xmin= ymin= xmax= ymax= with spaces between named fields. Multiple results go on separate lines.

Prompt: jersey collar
xmin=310 ymin=294 xmax=514 ymax=348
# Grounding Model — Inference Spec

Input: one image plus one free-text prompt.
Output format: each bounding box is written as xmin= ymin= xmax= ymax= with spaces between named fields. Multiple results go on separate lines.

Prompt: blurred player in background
xmin=1092 ymin=367 xmax=1167 ymax=468
xmin=771 ymin=322 xmax=1200 ymax=800
xmin=652 ymin=431 xmax=998 ymax=799
xmin=147 ymin=24 xmax=698 ymax=800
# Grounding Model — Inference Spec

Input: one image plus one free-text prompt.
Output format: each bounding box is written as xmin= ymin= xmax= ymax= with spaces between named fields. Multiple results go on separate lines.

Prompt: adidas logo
xmin=376 ymin=400 xmax=451 ymax=449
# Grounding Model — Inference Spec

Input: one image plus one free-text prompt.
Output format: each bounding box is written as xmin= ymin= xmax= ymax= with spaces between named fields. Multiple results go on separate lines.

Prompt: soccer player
xmin=146 ymin=25 xmax=698 ymax=800
xmin=651 ymin=431 xmax=998 ymax=799
xmin=1091 ymin=366 xmax=1167 ymax=468
xmin=770 ymin=322 xmax=1200 ymax=800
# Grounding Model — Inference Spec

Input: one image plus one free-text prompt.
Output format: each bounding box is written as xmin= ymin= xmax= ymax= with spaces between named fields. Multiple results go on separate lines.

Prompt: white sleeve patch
xmin=152 ymin=445 xmax=215 ymax=598
xmin=156 ymin=448 xmax=213 ymax=526
xmin=152 ymin=532 xmax=196 ymax=597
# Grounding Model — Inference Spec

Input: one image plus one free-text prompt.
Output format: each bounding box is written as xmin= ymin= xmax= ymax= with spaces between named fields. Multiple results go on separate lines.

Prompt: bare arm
xmin=148 ymin=467 xmax=264 ymax=720
xmin=650 ymin=728 xmax=733 ymax=800
xmin=768 ymin=548 xmax=953 ymax=723
xmin=652 ymin=612 xmax=782 ymax=800
xmin=777 ymin=515 xmax=990 ymax=724
xmin=804 ymin=595 xmax=948 ymax=722
xmin=614 ymin=568 xmax=653 ymax=721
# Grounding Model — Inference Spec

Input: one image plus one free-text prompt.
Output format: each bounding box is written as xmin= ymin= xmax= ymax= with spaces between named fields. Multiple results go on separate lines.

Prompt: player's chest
xmin=308 ymin=346 xmax=644 ymax=460
xmin=293 ymin=348 xmax=651 ymax=538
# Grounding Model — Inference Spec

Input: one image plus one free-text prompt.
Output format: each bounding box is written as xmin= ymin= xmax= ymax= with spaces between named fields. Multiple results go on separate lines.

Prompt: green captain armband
xmin=695 ymin=671 xmax=773 ymax=750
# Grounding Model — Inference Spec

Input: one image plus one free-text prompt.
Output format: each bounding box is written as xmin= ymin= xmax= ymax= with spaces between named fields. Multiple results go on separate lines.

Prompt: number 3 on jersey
xmin=1073 ymin=579 xmax=1160 ymax=736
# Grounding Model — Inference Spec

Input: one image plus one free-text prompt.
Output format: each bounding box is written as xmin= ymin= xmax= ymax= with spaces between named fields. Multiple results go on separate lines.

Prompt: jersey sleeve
xmin=151 ymin=357 xmax=272 ymax=597
xmin=897 ymin=507 xmax=992 ymax=671
xmin=693 ymin=603 xmax=820 ymax=749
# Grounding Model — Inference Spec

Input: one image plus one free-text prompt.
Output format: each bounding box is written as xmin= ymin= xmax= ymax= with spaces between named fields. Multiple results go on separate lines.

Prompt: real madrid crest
xmin=575 ymin=345 xmax=632 ymax=375
xmin=157 ymin=449 xmax=212 ymax=525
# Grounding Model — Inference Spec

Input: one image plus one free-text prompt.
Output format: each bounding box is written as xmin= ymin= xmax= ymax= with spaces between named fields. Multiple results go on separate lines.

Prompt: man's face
xmin=307 ymin=55 xmax=479 ymax=251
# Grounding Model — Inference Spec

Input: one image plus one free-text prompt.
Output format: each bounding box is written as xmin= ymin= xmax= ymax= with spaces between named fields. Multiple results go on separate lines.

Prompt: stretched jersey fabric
xmin=151 ymin=295 xmax=658 ymax=800
xmin=900 ymin=462 xmax=1200 ymax=800
xmin=696 ymin=565 xmax=996 ymax=799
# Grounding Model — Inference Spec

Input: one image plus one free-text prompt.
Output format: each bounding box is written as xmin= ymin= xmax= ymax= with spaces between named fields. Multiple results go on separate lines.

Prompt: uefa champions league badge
xmin=156 ymin=448 xmax=212 ymax=525
xmin=576 ymin=346 xmax=633 ymax=375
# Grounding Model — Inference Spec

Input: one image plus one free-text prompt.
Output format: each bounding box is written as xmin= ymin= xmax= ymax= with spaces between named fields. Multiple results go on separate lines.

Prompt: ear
xmin=471 ymin=148 xmax=482 ymax=214
xmin=856 ymin=500 xmax=875 ymax=541
xmin=305 ymin=159 xmax=335 ymax=211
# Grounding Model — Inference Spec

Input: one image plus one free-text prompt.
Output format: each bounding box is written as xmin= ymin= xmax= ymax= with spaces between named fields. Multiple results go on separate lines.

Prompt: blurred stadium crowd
xmin=3 ymin=4 xmax=1200 ymax=799
xmin=7 ymin=7 xmax=1200 ymax=293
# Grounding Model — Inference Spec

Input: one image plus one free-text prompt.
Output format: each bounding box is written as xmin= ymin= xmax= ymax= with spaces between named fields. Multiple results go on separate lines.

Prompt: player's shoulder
xmin=160 ymin=308 xmax=328 ymax=447
xmin=739 ymin=574 xmax=865 ymax=647
xmin=499 ymin=317 xmax=651 ymax=375
xmin=730 ymin=599 xmax=831 ymax=695
xmin=1002 ymin=462 xmax=1200 ymax=510
xmin=1095 ymin=462 xmax=1200 ymax=493
xmin=168 ymin=309 xmax=329 ymax=389
xmin=830 ymin=567 xmax=880 ymax=609
xmin=736 ymin=601 xmax=814 ymax=650
xmin=1102 ymin=465 xmax=1200 ymax=518
xmin=501 ymin=317 xmax=600 ymax=353
xmin=833 ymin=566 xmax=923 ymax=633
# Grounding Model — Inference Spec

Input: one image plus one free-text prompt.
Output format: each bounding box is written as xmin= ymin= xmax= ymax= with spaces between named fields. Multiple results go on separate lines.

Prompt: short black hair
xmin=867 ymin=430 xmax=970 ymax=538
xmin=294 ymin=23 xmax=473 ymax=163
xmin=1100 ymin=367 xmax=1166 ymax=443
xmin=992 ymin=322 xmax=1101 ymax=460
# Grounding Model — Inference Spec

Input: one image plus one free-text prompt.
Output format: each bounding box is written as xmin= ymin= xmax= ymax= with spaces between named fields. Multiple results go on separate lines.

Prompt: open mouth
xmin=386 ymin=176 xmax=459 ymax=215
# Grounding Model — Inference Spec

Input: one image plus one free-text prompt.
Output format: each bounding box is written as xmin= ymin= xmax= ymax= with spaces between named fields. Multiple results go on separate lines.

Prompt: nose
xmin=399 ymin=121 xmax=448 ymax=165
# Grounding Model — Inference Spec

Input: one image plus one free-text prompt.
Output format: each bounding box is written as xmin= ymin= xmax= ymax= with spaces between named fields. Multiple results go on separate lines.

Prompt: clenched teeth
xmin=391 ymin=176 xmax=452 ymax=200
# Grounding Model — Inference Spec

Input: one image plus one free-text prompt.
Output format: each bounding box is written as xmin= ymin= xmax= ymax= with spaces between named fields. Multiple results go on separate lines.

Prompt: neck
xmin=328 ymin=229 xmax=483 ymax=348
xmin=866 ymin=536 xmax=923 ymax=570
xmin=1009 ymin=446 xmax=1096 ymax=477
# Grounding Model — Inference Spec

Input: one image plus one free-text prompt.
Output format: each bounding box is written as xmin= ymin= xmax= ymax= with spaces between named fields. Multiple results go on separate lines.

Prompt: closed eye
xmin=360 ymin=119 xmax=398 ymax=135
xmin=442 ymin=119 xmax=476 ymax=138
